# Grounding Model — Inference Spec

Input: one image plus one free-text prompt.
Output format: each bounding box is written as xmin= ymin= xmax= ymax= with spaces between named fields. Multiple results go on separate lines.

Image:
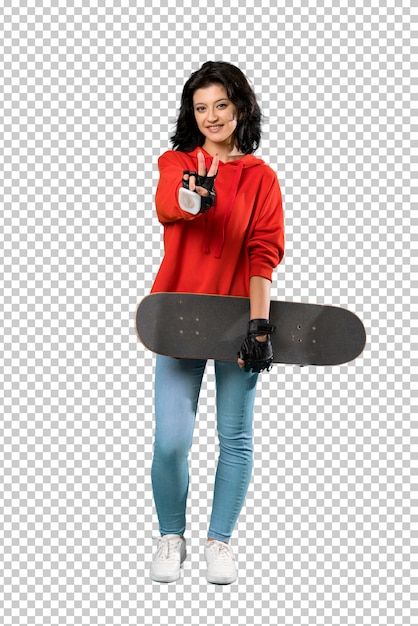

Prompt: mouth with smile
xmin=206 ymin=125 xmax=223 ymax=132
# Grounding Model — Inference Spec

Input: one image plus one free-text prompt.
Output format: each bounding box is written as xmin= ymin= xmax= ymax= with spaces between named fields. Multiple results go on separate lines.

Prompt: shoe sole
xmin=206 ymin=573 xmax=237 ymax=585
xmin=151 ymin=572 xmax=181 ymax=583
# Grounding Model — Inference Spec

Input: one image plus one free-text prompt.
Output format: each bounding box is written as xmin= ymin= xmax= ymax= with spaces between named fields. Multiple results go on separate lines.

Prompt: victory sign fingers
xmin=188 ymin=151 xmax=219 ymax=195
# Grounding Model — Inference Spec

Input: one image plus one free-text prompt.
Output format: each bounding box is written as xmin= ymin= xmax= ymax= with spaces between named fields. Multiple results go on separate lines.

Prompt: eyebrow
xmin=193 ymin=98 xmax=229 ymax=106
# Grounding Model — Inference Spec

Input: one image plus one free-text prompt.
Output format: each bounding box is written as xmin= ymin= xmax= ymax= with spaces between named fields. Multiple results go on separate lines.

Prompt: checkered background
xmin=0 ymin=1 xmax=414 ymax=624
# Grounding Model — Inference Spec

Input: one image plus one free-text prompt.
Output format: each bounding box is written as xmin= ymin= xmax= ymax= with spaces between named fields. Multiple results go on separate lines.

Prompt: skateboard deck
xmin=135 ymin=293 xmax=366 ymax=366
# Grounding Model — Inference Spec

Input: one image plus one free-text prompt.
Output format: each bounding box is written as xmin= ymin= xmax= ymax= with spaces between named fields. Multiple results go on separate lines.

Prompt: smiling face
xmin=192 ymin=84 xmax=239 ymax=153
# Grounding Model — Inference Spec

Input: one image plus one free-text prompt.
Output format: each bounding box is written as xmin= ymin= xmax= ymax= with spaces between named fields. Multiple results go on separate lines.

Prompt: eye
xmin=217 ymin=103 xmax=227 ymax=109
xmin=195 ymin=106 xmax=206 ymax=113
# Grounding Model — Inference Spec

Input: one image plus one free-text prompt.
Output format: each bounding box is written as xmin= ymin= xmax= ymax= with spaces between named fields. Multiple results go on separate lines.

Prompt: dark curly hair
xmin=170 ymin=61 xmax=262 ymax=155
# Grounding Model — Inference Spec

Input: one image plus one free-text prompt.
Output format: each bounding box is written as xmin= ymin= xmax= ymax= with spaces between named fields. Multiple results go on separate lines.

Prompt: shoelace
xmin=207 ymin=541 xmax=235 ymax=562
xmin=155 ymin=537 xmax=181 ymax=562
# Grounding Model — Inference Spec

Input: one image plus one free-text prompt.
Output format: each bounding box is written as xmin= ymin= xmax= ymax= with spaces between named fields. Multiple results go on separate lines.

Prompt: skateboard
xmin=135 ymin=293 xmax=366 ymax=366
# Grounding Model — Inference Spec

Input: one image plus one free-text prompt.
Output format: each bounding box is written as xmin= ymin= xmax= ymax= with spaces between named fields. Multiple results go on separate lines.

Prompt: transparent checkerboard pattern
xmin=0 ymin=1 xmax=414 ymax=625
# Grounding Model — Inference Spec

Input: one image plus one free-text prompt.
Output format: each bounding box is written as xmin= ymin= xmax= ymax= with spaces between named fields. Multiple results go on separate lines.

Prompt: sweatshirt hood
xmin=188 ymin=148 xmax=264 ymax=257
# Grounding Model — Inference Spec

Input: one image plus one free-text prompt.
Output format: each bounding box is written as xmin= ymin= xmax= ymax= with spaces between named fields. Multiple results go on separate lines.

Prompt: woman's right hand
xmin=181 ymin=151 xmax=219 ymax=214
xmin=186 ymin=151 xmax=219 ymax=196
xmin=183 ymin=152 xmax=219 ymax=197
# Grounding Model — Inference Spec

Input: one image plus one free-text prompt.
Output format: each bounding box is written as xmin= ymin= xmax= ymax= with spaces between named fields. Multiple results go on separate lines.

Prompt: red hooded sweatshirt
xmin=151 ymin=147 xmax=284 ymax=297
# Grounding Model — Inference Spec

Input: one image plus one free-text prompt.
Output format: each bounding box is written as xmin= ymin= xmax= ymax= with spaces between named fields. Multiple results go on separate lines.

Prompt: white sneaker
xmin=204 ymin=540 xmax=237 ymax=585
xmin=150 ymin=535 xmax=187 ymax=583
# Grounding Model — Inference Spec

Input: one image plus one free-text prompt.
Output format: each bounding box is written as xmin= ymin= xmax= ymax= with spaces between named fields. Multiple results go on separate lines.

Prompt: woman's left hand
xmin=237 ymin=318 xmax=275 ymax=372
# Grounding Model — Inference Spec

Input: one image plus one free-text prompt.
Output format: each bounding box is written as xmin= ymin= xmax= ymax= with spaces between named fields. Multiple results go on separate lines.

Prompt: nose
xmin=207 ymin=107 xmax=219 ymax=123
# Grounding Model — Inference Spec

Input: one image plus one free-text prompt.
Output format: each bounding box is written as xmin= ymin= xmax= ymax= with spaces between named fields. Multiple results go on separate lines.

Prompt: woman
xmin=149 ymin=61 xmax=284 ymax=584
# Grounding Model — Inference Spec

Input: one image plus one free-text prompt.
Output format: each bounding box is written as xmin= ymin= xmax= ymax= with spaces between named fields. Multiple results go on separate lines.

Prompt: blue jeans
xmin=151 ymin=355 xmax=258 ymax=542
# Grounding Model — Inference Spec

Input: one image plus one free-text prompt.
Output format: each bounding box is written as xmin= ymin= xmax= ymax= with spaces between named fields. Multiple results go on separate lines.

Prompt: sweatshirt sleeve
xmin=155 ymin=151 xmax=201 ymax=224
xmin=248 ymin=171 xmax=285 ymax=281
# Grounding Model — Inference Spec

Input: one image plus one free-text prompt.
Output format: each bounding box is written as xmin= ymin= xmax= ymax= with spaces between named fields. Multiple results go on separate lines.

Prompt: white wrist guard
xmin=178 ymin=187 xmax=202 ymax=215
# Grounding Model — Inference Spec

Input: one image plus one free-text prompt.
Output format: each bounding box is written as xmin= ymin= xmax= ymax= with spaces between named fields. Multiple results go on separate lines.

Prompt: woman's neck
xmin=201 ymin=141 xmax=244 ymax=163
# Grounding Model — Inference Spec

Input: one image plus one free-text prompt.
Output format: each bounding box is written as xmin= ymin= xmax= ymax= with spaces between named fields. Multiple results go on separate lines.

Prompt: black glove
xmin=238 ymin=318 xmax=276 ymax=373
xmin=182 ymin=170 xmax=217 ymax=213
